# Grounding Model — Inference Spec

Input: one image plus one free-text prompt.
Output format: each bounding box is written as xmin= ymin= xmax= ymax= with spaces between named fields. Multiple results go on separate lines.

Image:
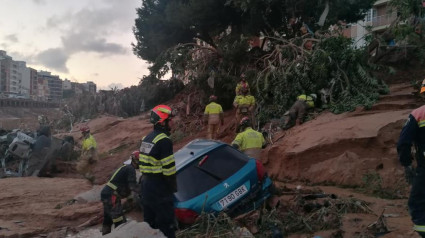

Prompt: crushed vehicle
xmin=173 ymin=139 xmax=274 ymax=225
xmin=0 ymin=127 xmax=76 ymax=178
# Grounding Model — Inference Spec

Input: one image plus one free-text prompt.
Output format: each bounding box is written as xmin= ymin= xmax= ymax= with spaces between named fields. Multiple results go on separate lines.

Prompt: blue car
xmin=173 ymin=139 xmax=273 ymax=225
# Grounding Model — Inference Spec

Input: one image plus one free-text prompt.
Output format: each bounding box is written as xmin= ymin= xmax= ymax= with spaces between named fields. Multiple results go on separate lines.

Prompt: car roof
xmin=175 ymin=139 xmax=225 ymax=170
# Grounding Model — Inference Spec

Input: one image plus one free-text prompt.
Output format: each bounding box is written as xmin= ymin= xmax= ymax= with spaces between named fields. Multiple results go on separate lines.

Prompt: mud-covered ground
xmin=0 ymin=73 xmax=424 ymax=237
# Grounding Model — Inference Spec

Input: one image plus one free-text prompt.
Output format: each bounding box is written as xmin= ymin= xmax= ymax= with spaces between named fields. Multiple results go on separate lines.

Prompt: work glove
xmin=404 ymin=165 xmax=416 ymax=185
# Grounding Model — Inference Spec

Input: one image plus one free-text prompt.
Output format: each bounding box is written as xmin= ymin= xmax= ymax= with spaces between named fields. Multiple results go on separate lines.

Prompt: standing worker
xmin=233 ymin=86 xmax=256 ymax=129
xmin=139 ymin=105 xmax=177 ymax=238
xmin=76 ymin=126 xmax=98 ymax=183
xmin=397 ymin=105 xmax=425 ymax=237
xmin=235 ymin=73 xmax=250 ymax=95
xmin=284 ymin=94 xmax=317 ymax=129
xmin=232 ymin=117 xmax=266 ymax=159
xmin=101 ymin=151 xmax=140 ymax=235
xmin=204 ymin=95 xmax=224 ymax=140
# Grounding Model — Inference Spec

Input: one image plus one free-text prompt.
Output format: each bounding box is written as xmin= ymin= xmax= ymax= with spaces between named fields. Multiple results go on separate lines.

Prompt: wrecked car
xmin=0 ymin=127 xmax=76 ymax=178
xmin=173 ymin=139 xmax=273 ymax=225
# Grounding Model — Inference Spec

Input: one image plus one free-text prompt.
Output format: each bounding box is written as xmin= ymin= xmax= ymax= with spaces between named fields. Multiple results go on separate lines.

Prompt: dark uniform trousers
xmin=141 ymin=176 xmax=175 ymax=238
xmin=101 ymin=186 xmax=125 ymax=228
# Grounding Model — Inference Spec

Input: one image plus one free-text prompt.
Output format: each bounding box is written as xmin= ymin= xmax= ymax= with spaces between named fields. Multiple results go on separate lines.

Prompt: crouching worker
xmin=232 ymin=117 xmax=266 ymax=159
xmin=100 ymin=151 xmax=140 ymax=235
xmin=284 ymin=94 xmax=316 ymax=129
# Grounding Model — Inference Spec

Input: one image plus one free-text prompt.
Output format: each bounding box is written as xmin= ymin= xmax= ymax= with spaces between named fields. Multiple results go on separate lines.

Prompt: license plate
xmin=218 ymin=184 xmax=248 ymax=209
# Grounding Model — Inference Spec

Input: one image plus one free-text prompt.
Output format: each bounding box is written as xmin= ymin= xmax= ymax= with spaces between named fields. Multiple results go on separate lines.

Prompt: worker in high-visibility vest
xmin=284 ymin=94 xmax=317 ymax=129
xmin=139 ymin=105 xmax=177 ymax=238
xmin=232 ymin=117 xmax=266 ymax=159
xmin=100 ymin=151 xmax=140 ymax=235
xmin=204 ymin=95 xmax=224 ymax=140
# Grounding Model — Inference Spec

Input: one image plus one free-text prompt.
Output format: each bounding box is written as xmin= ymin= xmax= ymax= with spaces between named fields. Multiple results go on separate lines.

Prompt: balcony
xmin=371 ymin=12 xmax=397 ymax=31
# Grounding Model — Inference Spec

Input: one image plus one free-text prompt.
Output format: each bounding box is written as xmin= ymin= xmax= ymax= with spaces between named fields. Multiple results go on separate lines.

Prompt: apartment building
xmin=28 ymin=67 xmax=38 ymax=99
xmin=0 ymin=50 xmax=97 ymax=101
xmin=38 ymin=71 xmax=63 ymax=101
xmin=0 ymin=50 xmax=12 ymax=94
xmin=343 ymin=0 xmax=397 ymax=48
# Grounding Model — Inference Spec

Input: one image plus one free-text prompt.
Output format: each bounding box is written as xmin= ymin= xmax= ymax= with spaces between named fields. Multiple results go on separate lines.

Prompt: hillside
xmin=0 ymin=77 xmax=424 ymax=237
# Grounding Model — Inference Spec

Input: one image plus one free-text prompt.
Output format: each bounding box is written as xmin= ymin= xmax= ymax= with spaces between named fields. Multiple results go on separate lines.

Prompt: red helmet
xmin=80 ymin=126 xmax=90 ymax=134
xmin=130 ymin=151 xmax=139 ymax=162
xmin=209 ymin=95 xmax=217 ymax=101
xmin=150 ymin=105 xmax=173 ymax=124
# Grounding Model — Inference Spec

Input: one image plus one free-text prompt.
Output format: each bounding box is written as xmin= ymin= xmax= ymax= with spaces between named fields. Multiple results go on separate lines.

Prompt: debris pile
xmin=176 ymin=186 xmax=382 ymax=238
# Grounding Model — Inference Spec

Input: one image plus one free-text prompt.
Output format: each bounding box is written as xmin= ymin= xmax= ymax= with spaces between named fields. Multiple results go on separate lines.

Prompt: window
xmin=174 ymin=146 xmax=249 ymax=201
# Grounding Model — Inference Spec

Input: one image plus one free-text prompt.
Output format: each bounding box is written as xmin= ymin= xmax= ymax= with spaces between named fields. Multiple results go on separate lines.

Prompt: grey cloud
xmin=35 ymin=48 xmax=69 ymax=73
xmin=61 ymin=32 xmax=127 ymax=55
xmin=5 ymin=34 xmax=18 ymax=42
xmin=44 ymin=1 xmax=137 ymax=57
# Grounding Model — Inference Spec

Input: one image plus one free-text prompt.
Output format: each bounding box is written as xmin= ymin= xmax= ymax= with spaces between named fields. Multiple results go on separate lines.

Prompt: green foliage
xmin=132 ymin=0 xmax=385 ymax=125
xmin=133 ymin=0 xmax=376 ymax=63
xmin=255 ymin=36 xmax=388 ymax=122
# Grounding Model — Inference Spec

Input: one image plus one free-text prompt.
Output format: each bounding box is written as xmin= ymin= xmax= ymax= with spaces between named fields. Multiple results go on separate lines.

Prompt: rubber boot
xmin=101 ymin=224 xmax=112 ymax=235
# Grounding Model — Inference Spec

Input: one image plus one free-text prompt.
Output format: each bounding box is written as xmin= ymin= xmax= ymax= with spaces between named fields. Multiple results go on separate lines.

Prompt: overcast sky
xmin=0 ymin=0 xmax=149 ymax=89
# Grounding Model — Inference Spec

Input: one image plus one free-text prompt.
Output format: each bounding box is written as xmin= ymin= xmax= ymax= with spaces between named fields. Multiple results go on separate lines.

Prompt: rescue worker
xmin=233 ymin=86 xmax=256 ymax=129
xmin=284 ymin=94 xmax=317 ymax=129
xmin=76 ymin=126 xmax=98 ymax=183
xmin=203 ymin=95 xmax=224 ymax=140
xmin=101 ymin=151 xmax=140 ymax=235
xmin=420 ymin=78 xmax=425 ymax=95
xmin=232 ymin=117 xmax=266 ymax=159
xmin=139 ymin=105 xmax=177 ymax=238
xmin=235 ymin=73 xmax=250 ymax=95
xmin=397 ymin=105 xmax=425 ymax=237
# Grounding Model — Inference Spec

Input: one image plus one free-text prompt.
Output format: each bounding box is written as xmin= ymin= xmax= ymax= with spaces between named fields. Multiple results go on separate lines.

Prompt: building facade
xmin=343 ymin=0 xmax=397 ymax=48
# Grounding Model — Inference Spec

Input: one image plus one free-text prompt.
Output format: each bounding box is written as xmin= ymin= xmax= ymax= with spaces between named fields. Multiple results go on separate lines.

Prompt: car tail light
xmin=255 ymin=160 xmax=266 ymax=182
xmin=175 ymin=208 xmax=199 ymax=224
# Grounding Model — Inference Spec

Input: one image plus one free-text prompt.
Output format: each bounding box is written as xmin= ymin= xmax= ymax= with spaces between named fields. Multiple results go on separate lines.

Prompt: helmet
xmin=80 ymin=126 xmax=90 ymax=134
xmin=150 ymin=105 xmax=173 ymax=125
xmin=209 ymin=95 xmax=217 ymax=101
xmin=309 ymin=93 xmax=317 ymax=101
xmin=239 ymin=117 xmax=252 ymax=128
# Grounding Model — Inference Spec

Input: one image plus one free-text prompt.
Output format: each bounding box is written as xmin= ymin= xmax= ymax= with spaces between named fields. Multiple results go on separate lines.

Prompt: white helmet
xmin=310 ymin=93 xmax=317 ymax=101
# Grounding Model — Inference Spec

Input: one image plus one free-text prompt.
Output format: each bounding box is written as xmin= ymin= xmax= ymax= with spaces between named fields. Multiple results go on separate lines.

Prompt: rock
xmin=104 ymin=221 xmax=165 ymax=238
xmin=74 ymin=185 xmax=103 ymax=203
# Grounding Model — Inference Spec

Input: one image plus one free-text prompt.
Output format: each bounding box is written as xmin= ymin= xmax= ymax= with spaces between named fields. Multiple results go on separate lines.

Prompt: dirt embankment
xmin=264 ymin=83 xmax=419 ymax=189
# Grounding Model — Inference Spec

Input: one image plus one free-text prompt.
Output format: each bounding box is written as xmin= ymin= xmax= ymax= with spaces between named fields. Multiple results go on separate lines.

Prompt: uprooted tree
xmin=132 ymin=0 xmax=399 ymax=124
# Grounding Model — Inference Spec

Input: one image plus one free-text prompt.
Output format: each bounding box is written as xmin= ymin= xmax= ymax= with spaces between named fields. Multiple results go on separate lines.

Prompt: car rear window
xmin=174 ymin=145 xmax=249 ymax=202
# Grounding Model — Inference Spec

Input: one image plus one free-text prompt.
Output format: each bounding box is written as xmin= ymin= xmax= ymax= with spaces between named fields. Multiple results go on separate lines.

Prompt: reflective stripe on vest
xmin=139 ymin=133 xmax=176 ymax=176
xmin=106 ymin=165 xmax=126 ymax=190
xmin=414 ymin=224 xmax=425 ymax=232
xmin=113 ymin=216 xmax=124 ymax=223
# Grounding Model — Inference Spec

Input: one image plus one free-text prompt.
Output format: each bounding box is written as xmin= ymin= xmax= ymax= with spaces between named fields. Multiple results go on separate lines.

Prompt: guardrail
xmin=0 ymin=98 xmax=59 ymax=108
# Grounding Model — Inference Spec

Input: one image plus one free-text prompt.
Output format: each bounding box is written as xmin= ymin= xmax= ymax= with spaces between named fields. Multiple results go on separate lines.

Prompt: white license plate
xmin=218 ymin=184 xmax=248 ymax=209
